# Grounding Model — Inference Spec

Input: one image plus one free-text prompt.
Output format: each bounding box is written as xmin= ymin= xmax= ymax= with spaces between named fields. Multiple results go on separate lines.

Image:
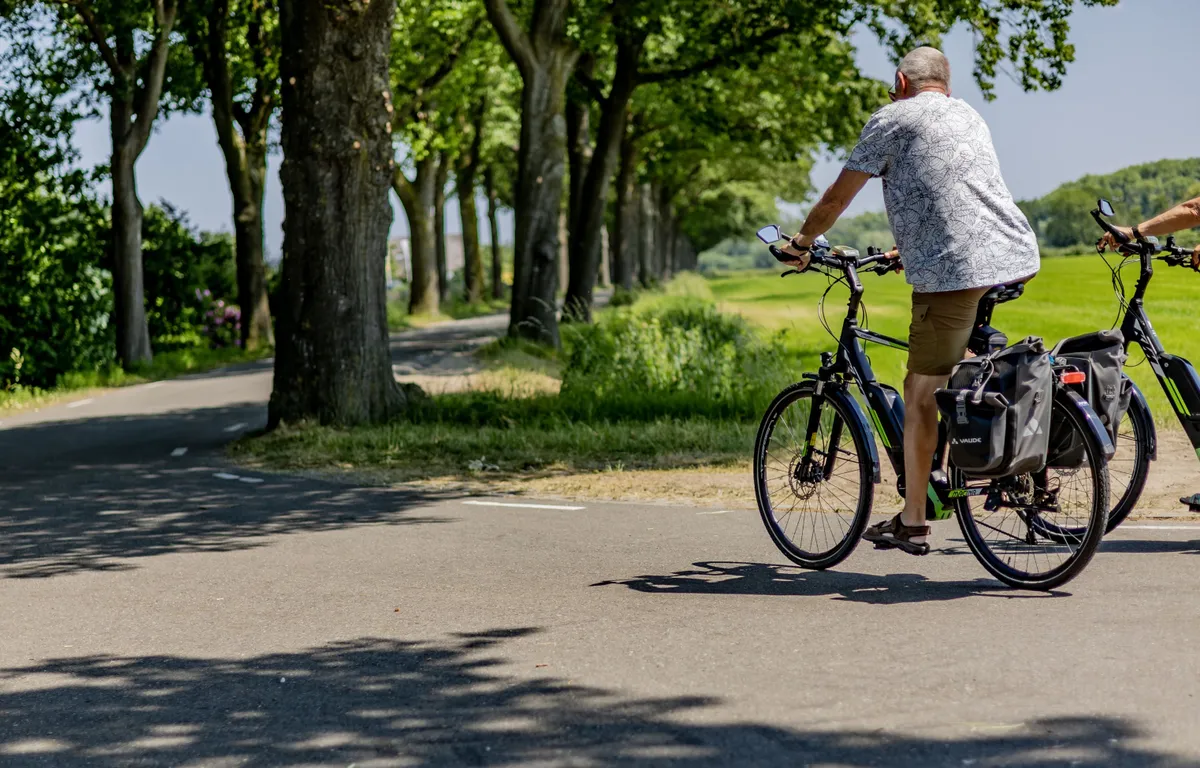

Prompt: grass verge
xmin=1 ymin=345 xmax=271 ymax=414
xmin=231 ymin=417 xmax=754 ymax=482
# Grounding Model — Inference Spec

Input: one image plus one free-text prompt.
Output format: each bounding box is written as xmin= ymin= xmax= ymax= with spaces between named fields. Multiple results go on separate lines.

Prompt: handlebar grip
xmin=769 ymin=245 xmax=793 ymax=264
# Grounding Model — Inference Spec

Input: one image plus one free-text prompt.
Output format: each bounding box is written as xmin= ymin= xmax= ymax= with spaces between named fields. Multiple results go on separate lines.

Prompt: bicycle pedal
xmin=872 ymin=541 xmax=898 ymax=550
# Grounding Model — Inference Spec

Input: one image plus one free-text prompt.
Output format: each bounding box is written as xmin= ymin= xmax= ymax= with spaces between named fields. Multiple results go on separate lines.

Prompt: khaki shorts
xmin=907 ymin=287 xmax=989 ymax=376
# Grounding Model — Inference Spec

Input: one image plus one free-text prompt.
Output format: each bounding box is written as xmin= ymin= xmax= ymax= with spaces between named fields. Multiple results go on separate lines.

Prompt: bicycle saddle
xmin=982 ymin=281 xmax=1025 ymax=305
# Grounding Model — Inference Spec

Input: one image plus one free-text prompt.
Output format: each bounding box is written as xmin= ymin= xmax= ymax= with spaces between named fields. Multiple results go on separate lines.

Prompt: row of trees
xmin=1019 ymin=158 xmax=1200 ymax=248
xmin=1 ymin=0 xmax=1116 ymax=425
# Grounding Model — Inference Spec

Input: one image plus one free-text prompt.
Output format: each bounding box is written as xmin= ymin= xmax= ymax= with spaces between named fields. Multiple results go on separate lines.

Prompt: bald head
xmin=898 ymin=46 xmax=950 ymax=92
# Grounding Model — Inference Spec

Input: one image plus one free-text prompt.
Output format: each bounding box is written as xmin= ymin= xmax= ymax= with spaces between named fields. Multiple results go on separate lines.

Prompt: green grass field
xmin=706 ymin=255 xmax=1200 ymax=426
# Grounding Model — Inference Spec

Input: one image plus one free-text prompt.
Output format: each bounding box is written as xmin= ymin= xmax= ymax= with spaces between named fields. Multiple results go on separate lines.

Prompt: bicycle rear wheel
xmin=754 ymin=382 xmax=874 ymax=570
xmin=950 ymin=392 xmax=1109 ymax=590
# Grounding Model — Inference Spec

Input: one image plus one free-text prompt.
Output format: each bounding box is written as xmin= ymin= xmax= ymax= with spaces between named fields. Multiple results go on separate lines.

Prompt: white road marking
xmin=213 ymin=472 xmax=240 ymax=481
xmin=66 ymin=398 xmax=94 ymax=408
xmin=697 ymin=510 xmax=731 ymax=515
xmin=463 ymin=500 xmax=585 ymax=511
xmin=239 ymin=477 xmax=264 ymax=484
xmin=224 ymin=422 xmax=248 ymax=433
xmin=171 ymin=447 xmax=188 ymax=457
xmin=1120 ymin=524 xmax=1200 ymax=531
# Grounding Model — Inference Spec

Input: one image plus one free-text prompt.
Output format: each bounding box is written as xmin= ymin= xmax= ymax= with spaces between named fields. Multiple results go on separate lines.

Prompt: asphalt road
xmin=3 ymin=319 xmax=1200 ymax=766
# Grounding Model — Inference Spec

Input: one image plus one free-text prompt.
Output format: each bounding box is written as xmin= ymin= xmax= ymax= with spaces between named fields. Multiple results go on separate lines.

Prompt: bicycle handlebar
xmin=769 ymin=244 xmax=898 ymax=274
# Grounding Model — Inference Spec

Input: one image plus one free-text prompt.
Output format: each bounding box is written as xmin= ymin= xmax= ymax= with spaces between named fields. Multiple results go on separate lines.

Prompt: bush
xmin=559 ymin=298 xmax=789 ymax=420
xmin=140 ymin=204 xmax=237 ymax=350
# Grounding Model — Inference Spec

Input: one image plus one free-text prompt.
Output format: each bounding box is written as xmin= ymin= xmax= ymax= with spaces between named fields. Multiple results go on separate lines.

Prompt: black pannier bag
xmin=1045 ymin=330 xmax=1131 ymax=468
xmin=935 ymin=337 xmax=1053 ymax=478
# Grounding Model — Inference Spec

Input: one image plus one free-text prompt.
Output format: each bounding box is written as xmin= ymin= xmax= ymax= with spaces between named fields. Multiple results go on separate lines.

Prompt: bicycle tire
xmin=1105 ymin=387 xmax=1152 ymax=531
xmin=950 ymin=390 xmax=1109 ymax=591
xmin=754 ymin=382 xmax=874 ymax=570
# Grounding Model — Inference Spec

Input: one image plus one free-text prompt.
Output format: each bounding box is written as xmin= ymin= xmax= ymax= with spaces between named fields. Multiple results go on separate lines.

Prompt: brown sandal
xmin=862 ymin=514 xmax=931 ymax=556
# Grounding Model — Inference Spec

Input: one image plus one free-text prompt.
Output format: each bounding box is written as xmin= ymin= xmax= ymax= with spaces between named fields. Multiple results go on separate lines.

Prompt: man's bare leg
xmin=900 ymin=371 xmax=950 ymax=541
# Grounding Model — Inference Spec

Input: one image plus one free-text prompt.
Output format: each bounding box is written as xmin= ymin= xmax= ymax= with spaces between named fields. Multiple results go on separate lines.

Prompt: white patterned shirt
xmin=844 ymin=92 xmax=1040 ymax=294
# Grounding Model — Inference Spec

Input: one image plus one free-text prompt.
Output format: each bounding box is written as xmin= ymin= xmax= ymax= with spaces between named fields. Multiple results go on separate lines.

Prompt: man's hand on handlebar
xmin=1192 ymin=244 xmax=1200 ymax=270
xmin=779 ymin=231 xmax=814 ymax=270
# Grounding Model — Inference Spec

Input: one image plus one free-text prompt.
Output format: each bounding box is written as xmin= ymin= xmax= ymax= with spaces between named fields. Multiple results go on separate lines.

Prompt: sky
xmin=68 ymin=0 xmax=1200 ymax=262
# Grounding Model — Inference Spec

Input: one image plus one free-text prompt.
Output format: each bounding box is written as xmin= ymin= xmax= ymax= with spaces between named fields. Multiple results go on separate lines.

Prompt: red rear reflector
xmin=1060 ymin=371 xmax=1086 ymax=384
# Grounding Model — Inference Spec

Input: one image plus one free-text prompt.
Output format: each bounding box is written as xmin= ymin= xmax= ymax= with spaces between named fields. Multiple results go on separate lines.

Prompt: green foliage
xmin=861 ymin=0 xmax=1119 ymax=101
xmin=1020 ymin=158 xmax=1200 ymax=248
xmin=559 ymin=298 xmax=790 ymax=420
xmin=0 ymin=27 xmax=113 ymax=389
xmin=139 ymin=204 xmax=237 ymax=350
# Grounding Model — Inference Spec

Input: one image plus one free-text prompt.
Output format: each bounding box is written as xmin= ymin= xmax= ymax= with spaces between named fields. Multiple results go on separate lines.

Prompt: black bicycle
xmin=751 ymin=226 xmax=1112 ymax=590
xmin=1089 ymin=199 xmax=1200 ymax=528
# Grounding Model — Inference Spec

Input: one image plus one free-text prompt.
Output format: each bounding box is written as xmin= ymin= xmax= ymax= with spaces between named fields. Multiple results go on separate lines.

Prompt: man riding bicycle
xmin=781 ymin=46 xmax=1040 ymax=555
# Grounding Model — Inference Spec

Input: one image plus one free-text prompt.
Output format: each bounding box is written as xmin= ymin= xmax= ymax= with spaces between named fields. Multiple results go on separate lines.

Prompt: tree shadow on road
xmin=0 ymin=407 xmax=454 ymax=580
xmin=592 ymin=561 xmax=1069 ymax=604
xmin=1099 ymin=539 xmax=1200 ymax=555
xmin=0 ymin=627 xmax=1178 ymax=766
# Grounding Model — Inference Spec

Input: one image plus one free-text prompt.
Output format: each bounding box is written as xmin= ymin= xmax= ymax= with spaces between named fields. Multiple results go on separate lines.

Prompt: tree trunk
xmin=434 ymin=153 xmax=450 ymax=304
xmin=484 ymin=0 xmax=577 ymax=347
xmin=507 ymin=59 xmax=574 ymax=346
xmin=565 ymin=55 xmax=592 ymax=242
xmin=598 ymin=225 xmax=610 ymax=288
xmin=485 ymin=166 xmax=503 ymax=300
xmin=637 ymin=182 xmax=655 ymax=287
xmin=658 ymin=185 xmax=674 ymax=282
xmin=201 ymin=0 xmax=275 ymax=350
xmin=110 ymin=123 xmax=153 ymax=367
xmin=233 ymin=144 xmax=274 ymax=348
xmin=457 ymin=103 xmax=485 ymax=304
xmin=395 ymin=156 xmax=439 ymax=315
xmin=562 ymin=34 xmax=642 ymax=321
xmin=612 ymin=125 xmax=637 ymax=291
xmin=270 ymin=0 xmax=414 ymax=427
xmin=558 ymin=211 xmax=569 ymax=299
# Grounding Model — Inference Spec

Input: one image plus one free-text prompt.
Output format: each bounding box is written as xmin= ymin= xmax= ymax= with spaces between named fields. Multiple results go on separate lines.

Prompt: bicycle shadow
xmin=592 ymin=561 xmax=1067 ymax=604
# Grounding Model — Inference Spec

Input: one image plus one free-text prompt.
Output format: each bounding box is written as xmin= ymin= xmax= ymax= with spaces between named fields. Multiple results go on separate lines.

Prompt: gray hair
xmin=898 ymin=46 xmax=950 ymax=91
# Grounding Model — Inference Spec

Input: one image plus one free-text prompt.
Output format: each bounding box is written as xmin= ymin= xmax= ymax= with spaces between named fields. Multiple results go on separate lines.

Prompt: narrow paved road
xmin=3 ymin=316 xmax=1200 ymax=766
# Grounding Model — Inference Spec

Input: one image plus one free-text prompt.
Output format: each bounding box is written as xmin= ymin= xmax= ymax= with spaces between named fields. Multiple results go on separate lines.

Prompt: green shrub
xmin=559 ymin=298 xmax=789 ymax=420
xmin=140 ymin=204 xmax=237 ymax=350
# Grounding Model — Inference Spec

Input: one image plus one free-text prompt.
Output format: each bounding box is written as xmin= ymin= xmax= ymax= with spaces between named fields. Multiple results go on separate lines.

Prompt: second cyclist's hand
xmin=1192 ymin=244 xmax=1200 ymax=270
xmin=1099 ymin=227 xmax=1135 ymax=251
xmin=884 ymin=246 xmax=903 ymax=271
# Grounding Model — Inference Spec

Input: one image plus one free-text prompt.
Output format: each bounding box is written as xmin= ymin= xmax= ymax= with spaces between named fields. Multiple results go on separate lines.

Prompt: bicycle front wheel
xmin=754 ymin=382 xmax=874 ymax=570
xmin=950 ymin=391 xmax=1109 ymax=591
xmin=1106 ymin=384 xmax=1152 ymax=531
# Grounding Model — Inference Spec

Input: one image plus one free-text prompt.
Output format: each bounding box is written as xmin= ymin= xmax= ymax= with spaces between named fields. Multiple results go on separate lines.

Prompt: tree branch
xmin=420 ymin=16 xmax=484 ymax=96
xmin=483 ymin=0 xmax=535 ymax=77
xmin=574 ymin=66 xmax=604 ymax=104
xmin=393 ymin=167 xmax=417 ymax=210
xmin=130 ymin=0 xmax=179 ymax=155
xmin=638 ymin=25 xmax=791 ymax=84
xmin=62 ymin=0 xmax=125 ymax=77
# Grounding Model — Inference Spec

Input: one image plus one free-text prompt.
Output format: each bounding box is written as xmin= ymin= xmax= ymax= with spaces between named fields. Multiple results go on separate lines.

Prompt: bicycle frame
xmin=1115 ymin=249 xmax=1200 ymax=459
xmin=804 ymin=260 xmax=961 ymax=520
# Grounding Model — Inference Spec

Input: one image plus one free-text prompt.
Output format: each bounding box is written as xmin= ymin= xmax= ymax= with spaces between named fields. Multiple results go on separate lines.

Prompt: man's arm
xmin=1101 ymin=196 xmax=1200 ymax=244
xmin=780 ymin=168 xmax=872 ymax=263
xmin=1099 ymin=195 xmax=1200 ymax=266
